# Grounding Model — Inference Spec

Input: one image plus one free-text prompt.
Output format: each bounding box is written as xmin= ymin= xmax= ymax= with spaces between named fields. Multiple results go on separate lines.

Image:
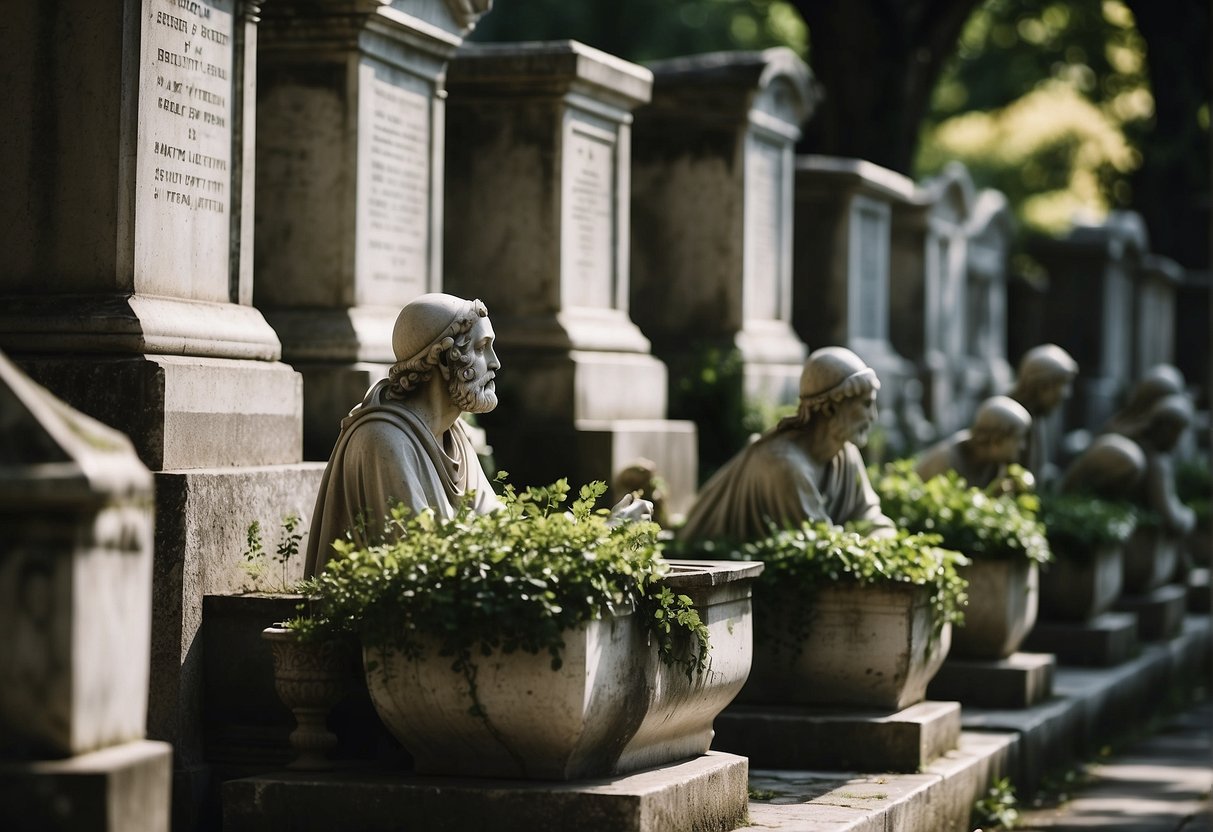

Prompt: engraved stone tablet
xmin=744 ymin=137 xmax=783 ymax=321
xmin=562 ymin=122 xmax=616 ymax=309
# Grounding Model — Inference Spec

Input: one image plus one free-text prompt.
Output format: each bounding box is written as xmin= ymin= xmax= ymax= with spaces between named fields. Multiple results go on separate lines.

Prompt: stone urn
xmin=951 ymin=558 xmax=1038 ymax=659
xmin=262 ymin=626 xmax=355 ymax=770
xmin=739 ymin=583 xmax=952 ymax=711
xmin=1123 ymin=526 xmax=1180 ymax=593
xmin=362 ymin=560 xmax=761 ymax=779
xmin=1039 ymin=544 xmax=1124 ymax=622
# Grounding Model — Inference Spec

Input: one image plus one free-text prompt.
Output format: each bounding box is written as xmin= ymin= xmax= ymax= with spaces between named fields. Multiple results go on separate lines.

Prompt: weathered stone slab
xmin=1023 ymin=611 xmax=1139 ymax=666
xmin=0 ymin=740 xmax=172 ymax=832
xmin=222 ymin=752 xmax=748 ymax=832
xmin=1114 ymin=583 xmax=1188 ymax=641
xmin=713 ymin=700 xmax=961 ymax=773
xmin=927 ymin=652 xmax=1056 ymax=709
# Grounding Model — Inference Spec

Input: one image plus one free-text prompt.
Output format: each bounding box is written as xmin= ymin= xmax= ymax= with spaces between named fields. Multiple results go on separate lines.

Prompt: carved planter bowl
xmin=951 ymin=558 xmax=1038 ymax=659
xmin=740 ymin=583 xmax=952 ymax=711
xmin=1123 ymin=527 xmax=1180 ymax=593
xmin=363 ymin=560 xmax=761 ymax=780
xmin=1039 ymin=545 xmax=1123 ymax=623
xmin=262 ymin=626 xmax=355 ymax=770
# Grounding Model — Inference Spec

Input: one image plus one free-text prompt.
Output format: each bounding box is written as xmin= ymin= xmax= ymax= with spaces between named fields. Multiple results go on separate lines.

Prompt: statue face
xmin=990 ymin=430 xmax=1027 ymax=464
xmin=835 ymin=390 xmax=878 ymax=447
xmin=1036 ymin=378 xmax=1072 ymax=412
xmin=447 ymin=317 xmax=500 ymax=414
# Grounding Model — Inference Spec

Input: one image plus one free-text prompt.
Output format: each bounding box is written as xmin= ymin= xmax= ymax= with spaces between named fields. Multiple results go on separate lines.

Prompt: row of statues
xmin=305 ymin=292 xmax=1198 ymax=574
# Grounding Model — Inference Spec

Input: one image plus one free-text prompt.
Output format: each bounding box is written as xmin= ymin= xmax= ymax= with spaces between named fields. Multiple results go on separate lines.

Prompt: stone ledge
xmin=222 ymin=752 xmax=748 ymax=832
xmin=1115 ymin=584 xmax=1189 ymax=640
xmin=1023 ymin=611 xmax=1139 ymax=666
xmin=714 ymin=700 xmax=961 ymax=773
xmin=927 ymin=652 xmax=1056 ymax=709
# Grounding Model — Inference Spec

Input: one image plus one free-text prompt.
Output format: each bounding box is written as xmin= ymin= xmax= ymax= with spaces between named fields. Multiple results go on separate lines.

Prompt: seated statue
xmin=678 ymin=347 xmax=893 ymax=544
xmin=914 ymin=396 xmax=1033 ymax=492
xmin=1008 ymin=343 xmax=1078 ymax=484
xmin=1060 ymin=433 xmax=1147 ymax=500
xmin=1126 ymin=393 xmax=1197 ymax=536
xmin=305 ymin=293 xmax=647 ymax=575
xmin=1102 ymin=364 xmax=1186 ymax=438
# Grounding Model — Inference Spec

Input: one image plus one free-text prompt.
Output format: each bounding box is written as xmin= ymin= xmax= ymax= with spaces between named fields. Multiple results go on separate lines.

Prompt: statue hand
xmin=607 ymin=492 xmax=654 ymax=526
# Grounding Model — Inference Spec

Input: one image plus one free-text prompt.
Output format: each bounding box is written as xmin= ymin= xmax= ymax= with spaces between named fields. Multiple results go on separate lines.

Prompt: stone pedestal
xmin=1114 ymin=584 xmax=1188 ymax=641
xmin=443 ymin=41 xmax=697 ymax=506
xmin=927 ymin=652 xmax=1056 ymax=709
xmin=255 ymin=0 xmax=490 ymax=460
xmin=1022 ymin=612 xmax=1139 ymax=666
xmin=631 ymin=49 xmax=815 ymax=412
xmin=713 ymin=700 xmax=961 ymax=773
xmin=222 ymin=752 xmax=749 ymax=832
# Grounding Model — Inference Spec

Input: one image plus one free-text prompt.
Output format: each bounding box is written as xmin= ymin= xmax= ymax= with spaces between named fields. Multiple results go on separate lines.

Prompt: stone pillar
xmin=889 ymin=162 xmax=977 ymax=437
xmin=1134 ymin=254 xmax=1182 ymax=376
xmin=0 ymin=352 xmax=171 ymax=832
xmin=631 ymin=49 xmax=815 ymax=409
xmin=964 ymin=189 xmax=1015 ymax=407
xmin=254 ymin=0 xmax=490 ymax=461
xmin=0 ymin=2 xmax=324 ymax=824
xmin=444 ymin=41 xmax=697 ymax=515
xmin=794 ymin=156 xmax=919 ymax=455
xmin=1028 ymin=212 xmax=1149 ymax=431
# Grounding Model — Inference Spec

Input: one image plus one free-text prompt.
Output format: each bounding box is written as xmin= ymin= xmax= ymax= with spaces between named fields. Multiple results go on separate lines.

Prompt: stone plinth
xmin=222 ymin=752 xmax=749 ymax=832
xmin=0 ymin=740 xmax=173 ymax=832
xmin=443 ymin=41 xmax=697 ymax=503
xmin=793 ymin=156 xmax=919 ymax=449
xmin=631 ymin=49 xmax=814 ymax=411
xmin=1114 ymin=584 xmax=1188 ymax=641
xmin=1022 ymin=612 xmax=1139 ymax=666
xmin=714 ymin=700 xmax=961 ymax=773
xmin=927 ymin=653 xmax=1056 ymax=709
xmin=255 ymin=0 xmax=490 ymax=460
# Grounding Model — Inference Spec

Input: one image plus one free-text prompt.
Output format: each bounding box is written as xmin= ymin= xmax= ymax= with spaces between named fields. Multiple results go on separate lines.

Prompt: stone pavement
xmin=1014 ymin=700 xmax=1212 ymax=831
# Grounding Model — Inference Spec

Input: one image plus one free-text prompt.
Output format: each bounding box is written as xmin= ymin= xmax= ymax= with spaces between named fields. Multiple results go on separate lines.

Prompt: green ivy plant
xmin=1037 ymin=493 xmax=1138 ymax=562
xmin=683 ymin=523 xmax=968 ymax=652
xmin=875 ymin=460 xmax=1052 ymax=565
xmin=289 ymin=478 xmax=711 ymax=704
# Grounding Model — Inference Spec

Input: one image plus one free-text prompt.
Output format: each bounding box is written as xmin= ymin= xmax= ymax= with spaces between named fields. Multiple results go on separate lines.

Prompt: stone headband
xmin=801 ymin=368 xmax=880 ymax=411
xmin=390 ymin=299 xmax=486 ymax=395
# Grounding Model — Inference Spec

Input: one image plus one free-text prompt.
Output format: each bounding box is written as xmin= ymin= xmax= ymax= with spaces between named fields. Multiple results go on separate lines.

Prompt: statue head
xmin=387 ymin=293 xmax=499 ymax=414
xmin=1106 ymin=364 xmax=1187 ymax=438
xmin=783 ymin=347 xmax=881 ymax=447
xmin=969 ymin=396 xmax=1032 ymax=464
xmin=1060 ymin=433 xmax=1147 ymax=499
xmin=1013 ymin=344 xmax=1078 ymax=415
xmin=1139 ymin=392 xmax=1193 ymax=452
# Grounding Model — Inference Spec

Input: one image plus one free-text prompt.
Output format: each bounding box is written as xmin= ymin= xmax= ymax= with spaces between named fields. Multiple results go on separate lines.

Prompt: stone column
xmin=1028 ymin=212 xmax=1149 ymax=430
xmin=631 ymin=49 xmax=815 ymax=409
xmin=0 ymin=351 xmax=171 ymax=832
xmin=444 ymin=41 xmax=697 ymax=515
xmin=964 ymin=189 xmax=1015 ymax=406
xmin=255 ymin=0 xmax=490 ymax=460
xmin=794 ymin=156 xmax=919 ymax=454
xmin=0 ymin=2 xmax=324 ymax=823
xmin=1134 ymin=254 xmax=1182 ymax=376
xmin=887 ymin=163 xmax=985 ymax=437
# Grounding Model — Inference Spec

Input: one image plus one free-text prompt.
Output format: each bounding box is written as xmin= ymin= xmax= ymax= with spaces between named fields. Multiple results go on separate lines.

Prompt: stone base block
xmin=503 ymin=349 xmax=671 ymax=422
xmin=1022 ymin=612 xmax=1139 ymax=666
xmin=221 ymin=752 xmax=748 ymax=832
xmin=487 ymin=419 xmax=698 ymax=518
xmin=1188 ymin=567 xmax=1210 ymax=613
xmin=927 ymin=652 xmax=1056 ymax=709
xmin=712 ymin=700 xmax=960 ymax=773
xmin=16 ymin=354 xmax=303 ymax=470
xmin=1114 ymin=584 xmax=1188 ymax=641
xmin=0 ymin=740 xmax=172 ymax=832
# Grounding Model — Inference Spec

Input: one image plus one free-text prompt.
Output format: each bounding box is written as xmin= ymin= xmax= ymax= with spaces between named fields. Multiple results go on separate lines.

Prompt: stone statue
xmin=305 ymin=293 xmax=648 ymax=575
xmin=613 ymin=458 xmax=670 ymax=528
xmin=1102 ymin=364 xmax=1186 ymax=438
xmin=1060 ymin=433 xmax=1147 ymax=500
xmin=1008 ymin=344 xmax=1078 ymax=483
xmin=914 ymin=396 xmax=1033 ymax=492
xmin=1123 ymin=392 xmax=1197 ymax=536
xmin=678 ymin=347 xmax=893 ymax=544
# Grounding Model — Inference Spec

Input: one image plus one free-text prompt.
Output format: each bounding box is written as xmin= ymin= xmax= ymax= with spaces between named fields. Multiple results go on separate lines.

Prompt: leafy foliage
xmin=290 ymin=479 xmax=711 ymax=684
xmin=1037 ymin=492 xmax=1137 ymax=560
xmin=1176 ymin=456 xmax=1212 ymax=526
xmin=875 ymin=460 xmax=1052 ymax=564
xmin=686 ymin=523 xmax=969 ymax=649
xmin=241 ymin=513 xmax=304 ymax=592
xmin=972 ymin=776 xmax=1021 ymax=830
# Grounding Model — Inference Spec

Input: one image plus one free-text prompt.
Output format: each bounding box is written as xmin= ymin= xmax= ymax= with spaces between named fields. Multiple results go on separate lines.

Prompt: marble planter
xmin=262 ymin=627 xmax=355 ymax=770
xmin=951 ymin=558 xmax=1039 ymax=659
xmin=363 ymin=560 xmax=761 ymax=780
xmin=740 ymin=583 xmax=952 ymax=711
xmin=1039 ymin=545 xmax=1124 ymax=623
xmin=1123 ymin=527 xmax=1180 ymax=593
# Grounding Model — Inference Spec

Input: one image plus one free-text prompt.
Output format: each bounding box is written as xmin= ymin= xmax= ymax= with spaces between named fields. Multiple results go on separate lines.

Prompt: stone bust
xmin=678 ymin=346 xmax=893 ymax=544
xmin=1103 ymin=364 xmax=1186 ymax=438
xmin=915 ymin=396 xmax=1033 ymax=492
xmin=1060 ymin=433 xmax=1147 ymax=500
xmin=1008 ymin=343 xmax=1078 ymax=483
xmin=1125 ymin=392 xmax=1196 ymax=536
xmin=305 ymin=293 xmax=649 ymax=575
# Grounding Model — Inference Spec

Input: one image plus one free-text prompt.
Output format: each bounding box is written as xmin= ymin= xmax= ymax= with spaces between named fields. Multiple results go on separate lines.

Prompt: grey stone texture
xmin=927 ymin=652 xmax=1056 ymax=709
xmin=1024 ymin=611 xmax=1141 ymax=667
xmin=631 ymin=49 xmax=815 ymax=408
xmin=1114 ymin=583 xmax=1189 ymax=641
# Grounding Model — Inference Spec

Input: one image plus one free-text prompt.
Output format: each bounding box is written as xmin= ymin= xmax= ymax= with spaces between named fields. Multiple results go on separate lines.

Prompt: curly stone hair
xmin=384 ymin=300 xmax=488 ymax=401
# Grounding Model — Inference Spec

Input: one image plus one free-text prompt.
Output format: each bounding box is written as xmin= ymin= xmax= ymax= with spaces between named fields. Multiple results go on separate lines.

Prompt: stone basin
xmin=951 ymin=558 xmax=1038 ymax=659
xmin=1039 ymin=544 xmax=1123 ymax=623
xmin=1123 ymin=527 xmax=1180 ymax=593
xmin=363 ymin=559 xmax=762 ymax=780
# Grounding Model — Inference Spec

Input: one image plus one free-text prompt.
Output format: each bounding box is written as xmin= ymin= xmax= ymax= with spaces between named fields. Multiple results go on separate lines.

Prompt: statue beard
xmin=449 ymin=371 xmax=497 ymax=414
